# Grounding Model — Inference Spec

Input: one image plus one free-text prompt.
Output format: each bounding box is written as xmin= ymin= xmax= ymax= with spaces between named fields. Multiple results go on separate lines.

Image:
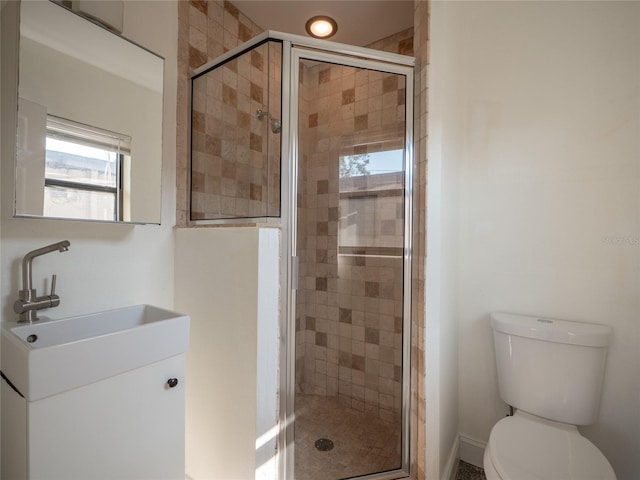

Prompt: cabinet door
xmin=29 ymin=354 xmax=185 ymax=480
xmin=1 ymin=378 xmax=28 ymax=480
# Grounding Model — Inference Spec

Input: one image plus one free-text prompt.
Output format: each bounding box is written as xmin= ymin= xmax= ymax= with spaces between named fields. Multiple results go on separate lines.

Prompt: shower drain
xmin=314 ymin=438 xmax=334 ymax=451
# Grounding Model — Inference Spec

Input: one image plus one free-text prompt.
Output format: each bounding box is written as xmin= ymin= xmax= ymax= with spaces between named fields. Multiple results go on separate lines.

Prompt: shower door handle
xmin=291 ymin=256 xmax=299 ymax=290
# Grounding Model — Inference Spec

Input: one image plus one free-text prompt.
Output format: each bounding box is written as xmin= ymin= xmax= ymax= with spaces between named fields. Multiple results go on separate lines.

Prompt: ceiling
xmin=232 ymin=1 xmax=415 ymax=47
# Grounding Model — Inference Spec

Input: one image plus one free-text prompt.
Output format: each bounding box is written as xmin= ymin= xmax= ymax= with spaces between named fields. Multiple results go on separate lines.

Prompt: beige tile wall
xmin=190 ymin=41 xmax=281 ymax=220
xmin=367 ymin=26 xmax=414 ymax=56
xmin=177 ymin=0 xmax=263 ymax=226
xmin=412 ymin=2 xmax=429 ymax=479
xmin=295 ymin=54 xmax=409 ymax=422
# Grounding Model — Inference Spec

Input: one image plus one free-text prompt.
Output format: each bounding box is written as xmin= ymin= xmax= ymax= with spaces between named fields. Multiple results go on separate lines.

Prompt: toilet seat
xmin=487 ymin=411 xmax=616 ymax=480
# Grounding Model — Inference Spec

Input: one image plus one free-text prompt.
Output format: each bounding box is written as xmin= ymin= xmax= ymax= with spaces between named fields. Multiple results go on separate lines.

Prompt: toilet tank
xmin=491 ymin=312 xmax=611 ymax=426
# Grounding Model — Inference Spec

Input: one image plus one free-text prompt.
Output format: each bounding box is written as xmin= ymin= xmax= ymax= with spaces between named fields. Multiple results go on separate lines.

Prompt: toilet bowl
xmin=484 ymin=411 xmax=615 ymax=480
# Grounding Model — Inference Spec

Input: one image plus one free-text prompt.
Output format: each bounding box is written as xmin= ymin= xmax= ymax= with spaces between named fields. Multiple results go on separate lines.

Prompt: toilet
xmin=484 ymin=312 xmax=616 ymax=480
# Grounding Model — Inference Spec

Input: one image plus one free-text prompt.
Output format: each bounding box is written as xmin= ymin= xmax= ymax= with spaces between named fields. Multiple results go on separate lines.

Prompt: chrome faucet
xmin=13 ymin=240 xmax=71 ymax=323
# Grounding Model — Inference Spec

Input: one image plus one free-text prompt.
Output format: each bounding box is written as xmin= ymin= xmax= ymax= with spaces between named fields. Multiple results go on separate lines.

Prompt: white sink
xmin=1 ymin=305 xmax=190 ymax=401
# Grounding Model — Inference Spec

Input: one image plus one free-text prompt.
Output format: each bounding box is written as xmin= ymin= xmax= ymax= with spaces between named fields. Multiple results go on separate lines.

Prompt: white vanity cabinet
xmin=2 ymin=354 xmax=186 ymax=480
xmin=1 ymin=305 xmax=190 ymax=479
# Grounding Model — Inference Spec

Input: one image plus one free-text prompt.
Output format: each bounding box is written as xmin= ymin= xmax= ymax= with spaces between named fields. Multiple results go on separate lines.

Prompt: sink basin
xmin=1 ymin=305 xmax=190 ymax=401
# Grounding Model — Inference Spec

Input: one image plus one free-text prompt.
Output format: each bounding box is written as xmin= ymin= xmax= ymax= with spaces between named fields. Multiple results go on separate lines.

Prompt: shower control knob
xmin=167 ymin=378 xmax=179 ymax=388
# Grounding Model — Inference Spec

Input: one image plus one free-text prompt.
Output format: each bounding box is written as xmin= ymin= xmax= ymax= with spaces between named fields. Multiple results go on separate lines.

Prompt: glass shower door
xmin=290 ymin=50 xmax=412 ymax=480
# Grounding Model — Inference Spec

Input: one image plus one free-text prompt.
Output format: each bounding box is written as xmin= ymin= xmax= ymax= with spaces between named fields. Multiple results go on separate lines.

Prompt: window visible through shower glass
xmin=294 ymin=57 xmax=407 ymax=479
xmin=339 ymin=149 xmax=404 ymax=253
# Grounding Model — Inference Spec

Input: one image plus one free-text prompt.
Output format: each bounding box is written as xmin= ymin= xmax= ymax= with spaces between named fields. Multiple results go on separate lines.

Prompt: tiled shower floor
xmin=294 ymin=394 xmax=401 ymax=479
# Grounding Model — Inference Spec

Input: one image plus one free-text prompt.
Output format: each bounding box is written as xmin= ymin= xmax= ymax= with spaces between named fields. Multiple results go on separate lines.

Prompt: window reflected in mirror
xmin=43 ymin=116 xmax=130 ymax=222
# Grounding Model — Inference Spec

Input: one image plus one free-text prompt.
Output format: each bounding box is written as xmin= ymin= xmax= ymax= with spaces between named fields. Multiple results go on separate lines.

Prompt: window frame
xmin=44 ymin=115 xmax=130 ymax=222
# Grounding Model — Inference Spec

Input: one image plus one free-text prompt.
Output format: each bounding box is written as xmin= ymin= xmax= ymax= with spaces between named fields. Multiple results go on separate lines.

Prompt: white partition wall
xmin=175 ymin=227 xmax=279 ymax=480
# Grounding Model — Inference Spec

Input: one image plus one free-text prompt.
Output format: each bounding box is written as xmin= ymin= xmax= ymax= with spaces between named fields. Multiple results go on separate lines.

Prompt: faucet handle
xmin=49 ymin=274 xmax=61 ymax=309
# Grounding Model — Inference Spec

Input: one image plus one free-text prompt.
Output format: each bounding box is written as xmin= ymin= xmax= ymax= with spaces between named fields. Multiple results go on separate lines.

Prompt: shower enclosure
xmin=190 ymin=32 xmax=414 ymax=480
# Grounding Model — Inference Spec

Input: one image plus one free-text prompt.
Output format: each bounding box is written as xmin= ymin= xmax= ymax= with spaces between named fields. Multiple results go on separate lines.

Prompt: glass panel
xmin=45 ymin=137 xmax=118 ymax=188
xmin=294 ymin=58 xmax=407 ymax=479
xmin=44 ymin=185 xmax=116 ymax=221
xmin=190 ymin=40 xmax=282 ymax=221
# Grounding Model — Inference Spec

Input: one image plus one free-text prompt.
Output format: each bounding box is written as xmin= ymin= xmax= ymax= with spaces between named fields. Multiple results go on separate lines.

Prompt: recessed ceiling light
xmin=305 ymin=16 xmax=338 ymax=39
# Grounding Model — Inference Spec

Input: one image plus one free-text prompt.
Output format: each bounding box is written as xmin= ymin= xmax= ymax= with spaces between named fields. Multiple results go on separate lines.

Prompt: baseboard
xmin=458 ymin=434 xmax=486 ymax=469
xmin=444 ymin=435 xmax=460 ymax=480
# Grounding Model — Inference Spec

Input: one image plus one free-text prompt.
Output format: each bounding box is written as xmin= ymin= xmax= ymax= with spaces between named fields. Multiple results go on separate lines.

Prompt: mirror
xmin=14 ymin=0 xmax=163 ymax=224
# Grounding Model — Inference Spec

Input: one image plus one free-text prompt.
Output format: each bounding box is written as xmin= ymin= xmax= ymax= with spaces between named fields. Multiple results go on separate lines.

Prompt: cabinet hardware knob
xmin=167 ymin=378 xmax=179 ymax=388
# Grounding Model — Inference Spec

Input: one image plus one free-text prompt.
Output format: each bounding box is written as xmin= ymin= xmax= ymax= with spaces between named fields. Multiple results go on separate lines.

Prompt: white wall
xmin=425 ymin=1 xmax=461 ymax=478
xmin=431 ymin=1 xmax=640 ymax=478
xmin=175 ymin=227 xmax=279 ymax=480
xmin=0 ymin=0 xmax=177 ymax=319
xmin=0 ymin=0 xmax=178 ymax=459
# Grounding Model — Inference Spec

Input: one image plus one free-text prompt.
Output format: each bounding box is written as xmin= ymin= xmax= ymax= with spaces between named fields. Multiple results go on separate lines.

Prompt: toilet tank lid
xmin=490 ymin=312 xmax=611 ymax=347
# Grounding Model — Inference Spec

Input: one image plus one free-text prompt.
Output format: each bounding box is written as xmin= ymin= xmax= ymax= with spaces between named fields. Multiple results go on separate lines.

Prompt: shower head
xmin=256 ymin=109 xmax=281 ymax=134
